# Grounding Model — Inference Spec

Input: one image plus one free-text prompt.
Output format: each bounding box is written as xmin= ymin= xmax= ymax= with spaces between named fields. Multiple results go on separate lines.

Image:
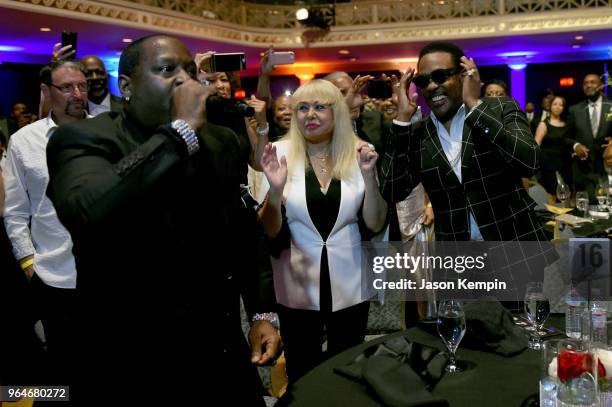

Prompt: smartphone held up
xmin=61 ymin=31 xmax=78 ymax=59
xmin=269 ymin=51 xmax=295 ymax=66
xmin=210 ymin=53 xmax=246 ymax=73
xmin=367 ymin=79 xmax=393 ymax=100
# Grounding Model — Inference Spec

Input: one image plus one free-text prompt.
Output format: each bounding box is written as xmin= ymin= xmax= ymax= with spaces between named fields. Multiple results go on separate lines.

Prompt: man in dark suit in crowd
xmin=79 ymin=55 xmax=123 ymax=116
xmin=325 ymin=71 xmax=434 ymax=231
xmin=569 ymin=73 xmax=612 ymax=197
xmin=524 ymin=101 xmax=536 ymax=130
xmin=324 ymin=71 xmax=391 ymax=153
xmin=46 ymin=35 xmax=280 ymax=405
xmin=381 ymin=41 xmax=551 ymax=245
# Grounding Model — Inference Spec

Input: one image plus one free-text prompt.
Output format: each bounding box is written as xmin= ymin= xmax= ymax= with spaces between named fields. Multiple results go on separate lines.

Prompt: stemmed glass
xmin=556 ymin=182 xmax=570 ymax=207
xmin=595 ymin=178 xmax=609 ymax=212
xmin=524 ymin=282 xmax=550 ymax=350
xmin=437 ymin=299 xmax=466 ymax=373
xmin=576 ymin=191 xmax=589 ymax=218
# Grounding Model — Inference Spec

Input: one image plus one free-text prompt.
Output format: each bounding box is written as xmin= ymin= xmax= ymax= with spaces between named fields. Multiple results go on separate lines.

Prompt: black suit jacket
xmin=529 ymin=111 xmax=544 ymax=136
xmin=46 ymin=112 xmax=267 ymax=404
xmin=110 ymin=94 xmax=123 ymax=113
xmin=381 ymin=97 xmax=549 ymax=242
xmin=357 ymin=110 xmax=392 ymax=154
xmin=568 ymin=96 xmax=612 ymax=189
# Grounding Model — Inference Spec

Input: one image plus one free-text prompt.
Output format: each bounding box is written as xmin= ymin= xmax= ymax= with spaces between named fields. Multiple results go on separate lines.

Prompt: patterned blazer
xmin=380 ymin=97 xmax=549 ymax=243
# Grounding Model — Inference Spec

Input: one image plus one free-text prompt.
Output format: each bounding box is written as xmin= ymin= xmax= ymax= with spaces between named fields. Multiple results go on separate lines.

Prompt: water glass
xmin=437 ymin=299 xmax=466 ymax=373
xmin=576 ymin=191 xmax=589 ymax=217
xmin=556 ymin=339 xmax=597 ymax=407
xmin=557 ymin=182 xmax=570 ymax=207
xmin=595 ymin=179 xmax=608 ymax=212
xmin=540 ymin=339 xmax=562 ymax=407
xmin=524 ymin=282 xmax=550 ymax=350
xmin=593 ymin=346 xmax=612 ymax=407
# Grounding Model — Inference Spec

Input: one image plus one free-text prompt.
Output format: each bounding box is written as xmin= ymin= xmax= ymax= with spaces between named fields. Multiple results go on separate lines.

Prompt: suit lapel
xmin=460 ymin=124 xmax=474 ymax=182
xmin=582 ymin=101 xmax=595 ymax=144
xmin=424 ymin=119 xmax=461 ymax=186
xmin=596 ymin=100 xmax=611 ymax=139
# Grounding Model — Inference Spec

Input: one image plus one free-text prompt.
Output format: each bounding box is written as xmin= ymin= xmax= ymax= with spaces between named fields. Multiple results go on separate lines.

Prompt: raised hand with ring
xmin=460 ymin=56 xmax=482 ymax=110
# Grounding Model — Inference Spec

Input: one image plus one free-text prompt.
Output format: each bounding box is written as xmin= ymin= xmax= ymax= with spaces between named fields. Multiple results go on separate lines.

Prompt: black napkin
xmin=334 ymin=336 xmax=449 ymax=407
xmin=462 ymin=299 xmax=527 ymax=356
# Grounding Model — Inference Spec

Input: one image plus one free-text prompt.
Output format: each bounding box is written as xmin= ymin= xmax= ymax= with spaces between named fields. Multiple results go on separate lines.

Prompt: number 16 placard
xmin=569 ymin=238 xmax=611 ymax=298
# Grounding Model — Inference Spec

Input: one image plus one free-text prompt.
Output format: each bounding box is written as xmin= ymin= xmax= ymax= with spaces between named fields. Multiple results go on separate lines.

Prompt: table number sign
xmin=568 ymin=238 xmax=610 ymax=298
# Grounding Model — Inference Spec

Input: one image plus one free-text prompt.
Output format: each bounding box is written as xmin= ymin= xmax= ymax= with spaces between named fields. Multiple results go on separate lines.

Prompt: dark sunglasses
xmin=413 ymin=68 xmax=461 ymax=89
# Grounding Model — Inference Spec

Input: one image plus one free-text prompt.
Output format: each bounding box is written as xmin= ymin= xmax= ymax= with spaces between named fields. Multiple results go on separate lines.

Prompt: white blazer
xmin=261 ymin=140 xmax=371 ymax=312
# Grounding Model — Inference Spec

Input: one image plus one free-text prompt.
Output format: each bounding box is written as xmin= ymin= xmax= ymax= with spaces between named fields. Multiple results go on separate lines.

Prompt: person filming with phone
xmin=195 ymin=51 xmax=269 ymax=170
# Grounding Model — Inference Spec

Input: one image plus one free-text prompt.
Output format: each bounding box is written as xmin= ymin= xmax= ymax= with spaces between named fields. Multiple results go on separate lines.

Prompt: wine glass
xmin=524 ymin=282 xmax=550 ymax=350
xmin=556 ymin=182 xmax=570 ymax=207
xmin=595 ymin=178 xmax=608 ymax=212
xmin=575 ymin=191 xmax=589 ymax=217
xmin=437 ymin=299 xmax=466 ymax=373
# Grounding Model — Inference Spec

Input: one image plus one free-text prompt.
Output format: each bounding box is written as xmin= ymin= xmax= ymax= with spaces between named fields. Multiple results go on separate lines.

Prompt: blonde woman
xmin=259 ymin=79 xmax=387 ymax=383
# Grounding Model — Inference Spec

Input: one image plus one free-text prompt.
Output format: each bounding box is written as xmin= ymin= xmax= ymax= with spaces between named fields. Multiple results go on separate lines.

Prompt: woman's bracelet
xmin=20 ymin=258 xmax=34 ymax=270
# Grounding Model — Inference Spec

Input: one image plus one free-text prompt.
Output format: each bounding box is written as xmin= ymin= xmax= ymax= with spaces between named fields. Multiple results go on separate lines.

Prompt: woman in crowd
xmin=379 ymin=97 xmax=398 ymax=121
xmin=196 ymin=53 xmax=269 ymax=170
xmin=534 ymin=95 xmax=574 ymax=203
xmin=269 ymin=94 xmax=292 ymax=141
xmin=258 ymin=79 xmax=387 ymax=383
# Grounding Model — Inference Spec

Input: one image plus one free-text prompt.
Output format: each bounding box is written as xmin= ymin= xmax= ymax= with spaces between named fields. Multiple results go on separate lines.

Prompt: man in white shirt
xmin=80 ymin=55 xmax=122 ymax=116
xmin=2 ymin=59 xmax=89 ymax=383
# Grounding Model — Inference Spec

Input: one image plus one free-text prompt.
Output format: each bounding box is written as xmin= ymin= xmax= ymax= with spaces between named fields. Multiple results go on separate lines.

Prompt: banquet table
xmin=277 ymin=315 xmax=566 ymax=407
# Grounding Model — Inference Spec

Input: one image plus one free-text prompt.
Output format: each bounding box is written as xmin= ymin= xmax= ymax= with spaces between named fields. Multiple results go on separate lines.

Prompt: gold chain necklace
xmin=309 ymin=150 xmax=330 ymax=174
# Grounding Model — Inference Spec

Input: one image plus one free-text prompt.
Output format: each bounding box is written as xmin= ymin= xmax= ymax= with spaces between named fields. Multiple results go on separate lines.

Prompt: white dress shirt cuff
xmin=465 ymin=100 xmax=483 ymax=118
xmin=12 ymin=239 xmax=35 ymax=261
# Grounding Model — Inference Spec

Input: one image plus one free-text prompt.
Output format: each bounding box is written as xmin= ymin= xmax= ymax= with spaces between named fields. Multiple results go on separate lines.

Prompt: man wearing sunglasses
xmin=381 ymin=42 xmax=552 ymax=250
xmin=2 ymin=60 xmax=91 ymax=386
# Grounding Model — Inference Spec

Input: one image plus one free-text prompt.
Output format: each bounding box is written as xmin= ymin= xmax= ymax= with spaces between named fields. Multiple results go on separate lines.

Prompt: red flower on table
xmin=558 ymin=350 xmax=595 ymax=383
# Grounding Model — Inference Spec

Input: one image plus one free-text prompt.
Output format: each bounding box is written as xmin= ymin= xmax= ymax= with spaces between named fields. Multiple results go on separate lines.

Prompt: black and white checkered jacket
xmin=380 ymin=97 xmax=549 ymax=243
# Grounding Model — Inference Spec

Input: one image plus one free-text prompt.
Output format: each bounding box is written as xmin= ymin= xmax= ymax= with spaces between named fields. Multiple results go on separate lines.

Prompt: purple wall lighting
xmin=509 ymin=64 xmax=526 ymax=109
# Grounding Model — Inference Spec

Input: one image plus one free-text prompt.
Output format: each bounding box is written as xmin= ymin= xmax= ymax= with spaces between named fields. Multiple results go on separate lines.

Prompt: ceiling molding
xmin=2 ymin=0 xmax=611 ymax=48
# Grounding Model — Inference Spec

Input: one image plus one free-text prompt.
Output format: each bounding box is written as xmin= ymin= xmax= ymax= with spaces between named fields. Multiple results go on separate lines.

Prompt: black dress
xmin=539 ymin=121 xmax=573 ymax=195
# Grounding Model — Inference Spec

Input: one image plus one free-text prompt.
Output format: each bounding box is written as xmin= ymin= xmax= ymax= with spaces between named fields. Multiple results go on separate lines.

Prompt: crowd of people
xmin=0 ymin=35 xmax=611 ymax=405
